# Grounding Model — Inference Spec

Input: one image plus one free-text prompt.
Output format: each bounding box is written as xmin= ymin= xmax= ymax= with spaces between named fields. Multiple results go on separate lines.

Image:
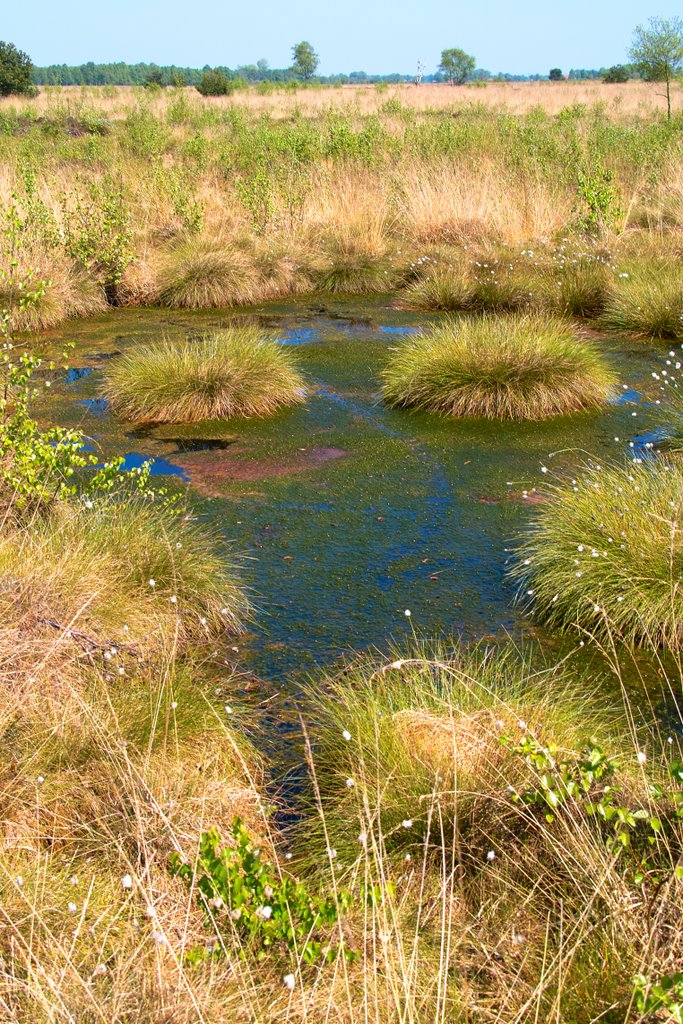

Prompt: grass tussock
xmin=291 ymin=639 xmax=681 ymax=1022
xmin=102 ymin=328 xmax=306 ymax=424
xmin=154 ymin=235 xmax=259 ymax=308
xmin=381 ymin=314 xmax=616 ymax=420
xmin=541 ymin=257 xmax=614 ymax=318
xmin=513 ymin=460 xmax=683 ymax=647
xmin=311 ymin=237 xmax=395 ymax=294
xmin=0 ymin=497 xmax=248 ymax=650
xmin=602 ymin=263 xmax=683 ymax=339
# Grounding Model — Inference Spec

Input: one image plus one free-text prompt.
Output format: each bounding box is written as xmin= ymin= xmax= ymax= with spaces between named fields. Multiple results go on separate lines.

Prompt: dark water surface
xmin=33 ymin=296 xmax=668 ymax=688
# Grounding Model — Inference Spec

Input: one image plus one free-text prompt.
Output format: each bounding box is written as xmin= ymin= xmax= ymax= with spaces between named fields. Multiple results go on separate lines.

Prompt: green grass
xmin=541 ymin=258 xmax=614 ymax=318
xmin=102 ymin=328 xmax=306 ymax=424
xmin=311 ymin=240 xmax=395 ymax=293
xmin=513 ymin=460 xmax=683 ymax=648
xmin=0 ymin=495 xmax=249 ymax=648
xmin=381 ymin=313 xmax=616 ymax=420
xmin=296 ymin=637 xmax=631 ymax=864
xmin=155 ymin=235 xmax=259 ymax=308
xmin=399 ymin=265 xmax=472 ymax=311
xmin=602 ymin=264 xmax=683 ymax=339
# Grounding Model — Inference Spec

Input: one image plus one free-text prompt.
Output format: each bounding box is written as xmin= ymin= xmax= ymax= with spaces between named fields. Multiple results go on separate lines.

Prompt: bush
xmin=0 ymin=41 xmax=36 ymax=97
xmin=155 ymin=236 xmax=258 ymax=308
xmin=102 ymin=328 xmax=306 ymax=424
xmin=381 ymin=314 xmax=616 ymax=420
xmin=196 ymin=69 xmax=234 ymax=97
xmin=602 ymin=264 xmax=683 ymax=339
xmin=513 ymin=460 xmax=683 ymax=648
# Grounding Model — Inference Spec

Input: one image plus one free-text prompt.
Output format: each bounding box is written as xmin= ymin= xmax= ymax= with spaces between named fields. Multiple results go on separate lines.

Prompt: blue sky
xmin=4 ymin=1 xmax=682 ymax=75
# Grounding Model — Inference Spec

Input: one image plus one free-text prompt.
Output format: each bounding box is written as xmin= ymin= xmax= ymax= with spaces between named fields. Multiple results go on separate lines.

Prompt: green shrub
xmin=102 ymin=328 xmax=306 ymax=424
xmin=381 ymin=314 xmax=616 ymax=420
xmin=196 ymin=69 xmax=235 ymax=97
xmin=602 ymin=264 xmax=683 ymax=339
xmin=513 ymin=460 xmax=683 ymax=648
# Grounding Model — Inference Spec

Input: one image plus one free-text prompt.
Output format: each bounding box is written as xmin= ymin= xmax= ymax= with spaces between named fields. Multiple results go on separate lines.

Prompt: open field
xmin=2 ymin=79 xmax=682 ymax=118
xmin=2 ymin=76 xmax=683 ymax=1023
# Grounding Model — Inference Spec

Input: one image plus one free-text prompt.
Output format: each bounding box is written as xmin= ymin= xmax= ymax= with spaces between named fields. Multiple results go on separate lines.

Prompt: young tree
xmin=196 ymin=69 xmax=233 ymax=96
xmin=291 ymin=41 xmax=319 ymax=81
xmin=438 ymin=48 xmax=476 ymax=85
xmin=629 ymin=16 xmax=683 ymax=119
xmin=0 ymin=41 xmax=35 ymax=97
xmin=602 ymin=65 xmax=629 ymax=83
xmin=549 ymin=67 xmax=563 ymax=81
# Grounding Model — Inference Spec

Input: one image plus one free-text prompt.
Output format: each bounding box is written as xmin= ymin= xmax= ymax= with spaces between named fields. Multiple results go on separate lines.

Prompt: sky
xmin=3 ymin=1 xmax=682 ymax=76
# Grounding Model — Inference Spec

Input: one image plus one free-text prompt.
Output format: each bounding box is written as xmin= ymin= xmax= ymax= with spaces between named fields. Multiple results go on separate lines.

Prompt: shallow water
xmin=33 ymin=295 xmax=670 ymax=686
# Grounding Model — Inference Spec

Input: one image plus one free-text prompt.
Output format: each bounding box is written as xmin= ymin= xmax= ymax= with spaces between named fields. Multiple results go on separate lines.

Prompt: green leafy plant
xmin=169 ymin=818 xmax=356 ymax=966
xmin=576 ymin=160 xmax=623 ymax=233
xmin=61 ymin=178 xmax=134 ymax=304
xmin=505 ymin=734 xmax=683 ymax=887
xmin=634 ymin=971 xmax=683 ymax=1022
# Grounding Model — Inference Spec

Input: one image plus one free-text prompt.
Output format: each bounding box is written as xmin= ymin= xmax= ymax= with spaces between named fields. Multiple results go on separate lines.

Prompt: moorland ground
xmin=1 ymin=80 xmax=683 ymax=1024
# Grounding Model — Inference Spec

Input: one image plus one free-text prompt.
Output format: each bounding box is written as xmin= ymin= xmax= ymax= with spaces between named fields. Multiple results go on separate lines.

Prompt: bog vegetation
xmin=1 ymin=75 xmax=683 ymax=1024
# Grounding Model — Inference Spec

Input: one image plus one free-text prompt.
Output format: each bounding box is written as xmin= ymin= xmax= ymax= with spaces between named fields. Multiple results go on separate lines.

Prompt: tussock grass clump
xmin=469 ymin=259 xmax=535 ymax=312
xmin=0 ymin=496 xmax=248 ymax=648
xmin=311 ymin=238 xmax=395 ymax=293
xmin=602 ymin=264 xmax=683 ymax=338
xmin=103 ymin=328 xmax=306 ymax=424
xmin=514 ymin=461 xmax=683 ymax=647
xmin=399 ymin=265 xmax=472 ymax=311
xmin=155 ymin=235 xmax=259 ymax=308
xmin=542 ymin=259 xmax=614 ymax=318
xmin=381 ymin=314 xmax=616 ymax=420
xmin=299 ymin=638 xmax=630 ymax=862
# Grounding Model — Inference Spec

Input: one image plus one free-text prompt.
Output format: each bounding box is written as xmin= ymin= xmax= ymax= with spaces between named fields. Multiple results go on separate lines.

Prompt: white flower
xmin=283 ymin=973 xmax=296 ymax=991
xmin=327 ymin=847 xmax=337 ymax=859
xmin=209 ymin=897 xmax=223 ymax=910
xmin=121 ymin=874 xmax=133 ymax=889
xmin=171 ymin=701 xmax=178 ymax=709
xmin=70 ymin=875 xmax=78 ymax=885
xmin=256 ymin=905 xmax=272 ymax=920
xmin=637 ymin=751 xmax=647 ymax=764
xmin=486 ymin=850 xmax=496 ymax=861
xmin=148 ymin=579 xmax=155 ymax=588
xmin=345 ymin=777 xmax=355 ymax=787
xmin=342 ymin=729 xmax=352 ymax=741
xmin=401 ymin=819 xmax=413 ymax=829
xmin=92 ymin=963 xmax=107 ymax=976
xmin=16 ymin=876 xmax=23 ymax=887
xmin=224 ymin=705 xmax=233 ymax=715
xmin=37 ymin=775 xmax=45 ymax=785
xmin=230 ymin=908 xmax=242 ymax=921
xmin=404 ymin=609 xmax=411 ymax=617
xmin=170 ymin=595 xmax=177 ymax=604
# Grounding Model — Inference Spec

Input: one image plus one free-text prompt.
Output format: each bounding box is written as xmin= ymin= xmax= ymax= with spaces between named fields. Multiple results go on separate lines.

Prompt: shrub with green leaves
xmin=102 ymin=328 xmax=306 ymax=424
xmin=381 ymin=314 xmax=616 ymax=420
xmin=513 ymin=460 xmax=683 ymax=648
xmin=169 ymin=818 xmax=356 ymax=966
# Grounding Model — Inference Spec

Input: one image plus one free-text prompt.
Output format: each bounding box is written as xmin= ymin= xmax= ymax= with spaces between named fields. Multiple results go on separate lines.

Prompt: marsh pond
xmin=34 ymin=294 xmax=667 ymax=686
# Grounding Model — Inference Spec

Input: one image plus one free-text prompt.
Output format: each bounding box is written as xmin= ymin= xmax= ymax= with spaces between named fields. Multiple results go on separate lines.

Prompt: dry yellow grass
xmin=2 ymin=80 xmax=681 ymax=120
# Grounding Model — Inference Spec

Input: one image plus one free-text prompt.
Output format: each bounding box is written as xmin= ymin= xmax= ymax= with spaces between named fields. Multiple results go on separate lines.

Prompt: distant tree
xmin=549 ymin=68 xmax=563 ymax=81
xmin=629 ymin=16 xmax=683 ymax=119
xmin=602 ymin=65 xmax=629 ymax=83
xmin=438 ymin=48 xmax=476 ymax=85
xmin=144 ymin=67 xmax=165 ymax=88
xmin=196 ymin=68 xmax=233 ymax=96
xmin=291 ymin=41 xmax=319 ymax=81
xmin=0 ymin=41 xmax=35 ymax=96
xmin=170 ymin=70 xmax=187 ymax=88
